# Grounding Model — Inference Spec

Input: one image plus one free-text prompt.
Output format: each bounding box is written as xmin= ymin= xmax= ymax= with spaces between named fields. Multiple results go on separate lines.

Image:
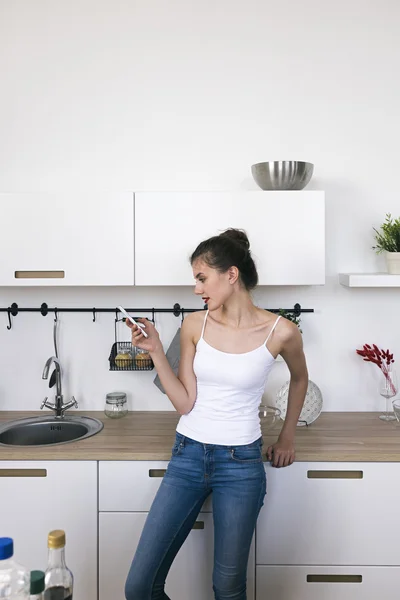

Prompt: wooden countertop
xmin=0 ymin=411 xmax=399 ymax=461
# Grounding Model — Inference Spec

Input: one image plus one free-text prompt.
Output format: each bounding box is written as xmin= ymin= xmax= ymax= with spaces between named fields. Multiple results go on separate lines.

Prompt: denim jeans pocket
xmin=230 ymin=440 xmax=263 ymax=463
xmin=171 ymin=433 xmax=185 ymax=456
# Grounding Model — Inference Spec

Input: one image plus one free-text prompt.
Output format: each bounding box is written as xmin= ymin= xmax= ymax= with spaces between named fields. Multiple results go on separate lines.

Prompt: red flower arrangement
xmin=356 ymin=344 xmax=396 ymax=394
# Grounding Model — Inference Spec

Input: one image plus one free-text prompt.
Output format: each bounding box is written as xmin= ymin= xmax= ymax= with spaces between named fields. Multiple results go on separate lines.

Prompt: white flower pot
xmin=385 ymin=252 xmax=400 ymax=275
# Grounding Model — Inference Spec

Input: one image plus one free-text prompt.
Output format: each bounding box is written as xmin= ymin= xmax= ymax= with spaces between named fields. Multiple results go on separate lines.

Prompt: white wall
xmin=0 ymin=0 xmax=399 ymax=412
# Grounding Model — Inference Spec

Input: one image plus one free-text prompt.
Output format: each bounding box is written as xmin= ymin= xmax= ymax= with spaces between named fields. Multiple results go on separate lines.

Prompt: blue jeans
xmin=125 ymin=432 xmax=267 ymax=600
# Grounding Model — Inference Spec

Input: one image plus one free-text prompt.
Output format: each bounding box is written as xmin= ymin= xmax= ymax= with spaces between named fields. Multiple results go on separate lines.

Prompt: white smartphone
xmin=117 ymin=305 xmax=148 ymax=338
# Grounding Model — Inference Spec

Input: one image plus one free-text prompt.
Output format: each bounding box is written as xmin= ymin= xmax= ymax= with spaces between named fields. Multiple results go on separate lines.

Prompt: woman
xmin=124 ymin=228 xmax=308 ymax=600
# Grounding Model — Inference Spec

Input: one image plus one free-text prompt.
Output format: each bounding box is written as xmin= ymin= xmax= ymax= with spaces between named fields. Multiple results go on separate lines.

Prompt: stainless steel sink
xmin=0 ymin=415 xmax=104 ymax=447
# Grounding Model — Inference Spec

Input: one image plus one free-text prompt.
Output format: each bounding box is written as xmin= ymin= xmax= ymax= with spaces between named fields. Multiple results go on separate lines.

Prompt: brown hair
xmin=190 ymin=228 xmax=258 ymax=291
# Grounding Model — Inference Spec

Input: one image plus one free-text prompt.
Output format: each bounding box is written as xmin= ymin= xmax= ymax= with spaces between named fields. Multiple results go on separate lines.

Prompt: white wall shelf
xmin=339 ymin=273 xmax=400 ymax=287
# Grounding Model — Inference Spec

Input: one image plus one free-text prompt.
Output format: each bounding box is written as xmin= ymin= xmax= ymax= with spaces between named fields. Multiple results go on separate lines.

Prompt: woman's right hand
xmin=126 ymin=318 xmax=162 ymax=355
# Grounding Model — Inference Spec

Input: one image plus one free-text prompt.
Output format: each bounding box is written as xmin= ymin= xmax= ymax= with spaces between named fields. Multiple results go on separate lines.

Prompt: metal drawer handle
xmin=148 ymin=469 xmax=167 ymax=478
xmin=307 ymin=574 xmax=362 ymax=583
xmin=15 ymin=271 xmax=65 ymax=279
xmin=307 ymin=470 xmax=363 ymax=479
xmin=0 ymin=469 xmax=47 ymax=477
xmin=192 ymin=521 xmax=204 ymax=530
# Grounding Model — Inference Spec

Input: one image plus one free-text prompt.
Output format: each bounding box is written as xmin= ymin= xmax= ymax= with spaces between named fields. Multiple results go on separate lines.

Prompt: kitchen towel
xmin=153 ymin=328 xmax=181 ymax=394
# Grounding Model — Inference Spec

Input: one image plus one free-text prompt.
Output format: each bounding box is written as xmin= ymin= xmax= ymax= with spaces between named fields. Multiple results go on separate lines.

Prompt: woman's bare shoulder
xmin=276 ymin=315 xmax=301 ymax=342
xmin=181 ymin=310 xmax=207 ymax=340
xmin=259 ymin=308 xmax=299 ymax=339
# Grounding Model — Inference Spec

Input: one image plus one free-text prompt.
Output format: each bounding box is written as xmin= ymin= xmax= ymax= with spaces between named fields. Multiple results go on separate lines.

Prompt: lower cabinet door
xmin=0 ymin=461 xmax=97 ymax=600
xmin=99 ymin=512 xmax=255 ymax=600
xmin=256 ymin=565 xmax=400 ymax=600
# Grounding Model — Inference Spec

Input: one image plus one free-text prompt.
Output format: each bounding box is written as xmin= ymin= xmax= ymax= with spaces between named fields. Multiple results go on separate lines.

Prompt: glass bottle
xmin=44 ymin=530 xmax=73 ymax=600
xmin=104 ymin=392 xmax=128 ymax=418
xmin=30 ymin=570 xmax=45 ymax=599
xmin=0 ymin=537 xmax=30 ymax=598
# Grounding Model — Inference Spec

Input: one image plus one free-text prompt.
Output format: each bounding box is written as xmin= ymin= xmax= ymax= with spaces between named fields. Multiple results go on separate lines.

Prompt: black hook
xmin=152 ymin=308 xmax=155 ymax=324
xmin=6 ymin=308 xmax=12 ymax=330
xmin=93 ymin=308 xmax=96 ymax=322
xmin=54 ymin=307 xmax=58 ymax=322
xmin=181 ymin=310 xmax=185 ymax=325
xmin=6 ymin=303 xmax=19 ymax=330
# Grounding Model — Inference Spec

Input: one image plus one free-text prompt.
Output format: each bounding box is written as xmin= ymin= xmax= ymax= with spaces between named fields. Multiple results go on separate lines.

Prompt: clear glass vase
xmin=379 ymin=365 xmax=398 ymax=422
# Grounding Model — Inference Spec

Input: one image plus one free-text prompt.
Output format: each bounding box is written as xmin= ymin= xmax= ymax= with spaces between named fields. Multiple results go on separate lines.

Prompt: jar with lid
xmin=104 ymin=392 xmax=128 ymax=418
xmin=134 ymin=348 xmax=152 ymax=369
xmin=114 ymin=347 xmax=133 ymax=369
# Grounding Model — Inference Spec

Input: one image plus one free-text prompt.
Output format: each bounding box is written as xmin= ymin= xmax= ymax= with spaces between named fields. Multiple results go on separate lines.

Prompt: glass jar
xmin=134 ymin=348 xmax=152 ymax=369
xmin=104 ymin=392 xmax=128 ymax=419
xmin=259 ymin=404 xmax=281 ymax=430
xmin=114 ymin=347 xmax=133 ymax=369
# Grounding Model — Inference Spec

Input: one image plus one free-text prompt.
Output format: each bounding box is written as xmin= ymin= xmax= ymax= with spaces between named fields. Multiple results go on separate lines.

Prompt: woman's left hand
xmin=267 ymin=438 xmax=295 ymax=468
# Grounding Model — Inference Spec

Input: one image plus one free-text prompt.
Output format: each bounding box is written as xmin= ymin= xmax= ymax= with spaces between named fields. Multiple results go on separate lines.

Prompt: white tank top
xmin=176 ymin=311 xmax=282 ymax=445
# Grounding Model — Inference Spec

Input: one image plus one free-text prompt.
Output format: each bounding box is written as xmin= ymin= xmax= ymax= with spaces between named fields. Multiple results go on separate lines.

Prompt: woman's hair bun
xmin=219 ymin=228 xmax=250 ymax=251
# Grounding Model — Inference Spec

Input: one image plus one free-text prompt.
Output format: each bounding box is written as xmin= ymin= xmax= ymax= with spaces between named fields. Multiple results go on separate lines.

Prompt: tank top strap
xmin=200 ymin=310 xmax=209 ymax=339
xmin=264 ymin=315 xmax=282 ymax=345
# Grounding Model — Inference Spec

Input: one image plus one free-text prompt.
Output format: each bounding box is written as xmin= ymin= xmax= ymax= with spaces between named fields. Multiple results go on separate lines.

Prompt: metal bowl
xmin=251 ymin=161 xmax=314 ymax=191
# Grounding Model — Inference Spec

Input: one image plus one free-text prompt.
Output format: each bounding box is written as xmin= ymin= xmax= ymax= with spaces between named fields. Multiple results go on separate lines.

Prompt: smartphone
xmin=117 ymin=305 xmax=148 ymax=338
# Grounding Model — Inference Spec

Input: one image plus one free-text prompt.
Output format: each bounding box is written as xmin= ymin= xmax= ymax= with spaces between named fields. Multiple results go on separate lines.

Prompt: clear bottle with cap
xmin=30 ymin=570 xmax=45 ymax=599
xmin=0 ymin=537 xmax=30 ymax=598
xmin=44 ymin=530 xmax=73 ymax=600
xmin=104 ymin=391 xmax=128 ymax=418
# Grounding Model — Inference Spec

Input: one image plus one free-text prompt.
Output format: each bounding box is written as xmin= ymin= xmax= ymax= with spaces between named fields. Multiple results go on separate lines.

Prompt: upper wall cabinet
xmin=0 ymin=192 xmax=134 ymax=286
xmin=135 ymin=191 xmax=325 ymax=286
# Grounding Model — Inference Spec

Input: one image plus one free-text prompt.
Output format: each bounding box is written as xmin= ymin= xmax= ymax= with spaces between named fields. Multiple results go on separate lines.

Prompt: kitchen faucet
xmin=41 ymin=356 xmax=78 ymax=417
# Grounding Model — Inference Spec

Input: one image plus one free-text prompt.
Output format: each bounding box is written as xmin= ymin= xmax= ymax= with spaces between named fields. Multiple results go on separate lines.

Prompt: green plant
xmin=277 ymin=309 xmax=302 ymax=333
xmin=372 ymin=213 xmax=400 ymax=254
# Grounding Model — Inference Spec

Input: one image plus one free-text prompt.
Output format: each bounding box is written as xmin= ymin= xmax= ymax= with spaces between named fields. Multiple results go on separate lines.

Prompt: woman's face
xmin=192 ymin=259 xmax=235 ymax=310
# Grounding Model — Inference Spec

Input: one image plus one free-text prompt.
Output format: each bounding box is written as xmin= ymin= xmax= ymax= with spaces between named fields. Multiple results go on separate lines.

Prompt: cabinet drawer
xmin=99 ymin=461 xmax=212 ymax=512
xmin=100 ymin=512 xmax=255 ymax=600
xmin=257 ymin=462 xmax=400 ymax=565
xmin=256 ymin=566 xmax=400 ymax=600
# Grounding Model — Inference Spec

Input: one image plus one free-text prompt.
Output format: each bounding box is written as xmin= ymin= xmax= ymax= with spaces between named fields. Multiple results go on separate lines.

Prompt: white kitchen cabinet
xmin=99 ymin=512 xmax=255 ymax=600
xmin=257 ymin=462 xmax=400 ymax=566
xmin=0 ymin=461 xmax=97 ymax=600
xmin=99 ymin=460 xmax=212 ymax=512
xmin=0 ymin=192 xmax=134 ymax=285
xmin=256 ymin=565 xmax=400 ymax=600
xmin=134 ymin=191 xmax=325 ymax=286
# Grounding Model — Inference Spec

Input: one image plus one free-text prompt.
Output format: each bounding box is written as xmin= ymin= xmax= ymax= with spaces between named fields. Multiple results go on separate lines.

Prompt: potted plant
xmin=372 ymin=213 xmax=400 ymax=274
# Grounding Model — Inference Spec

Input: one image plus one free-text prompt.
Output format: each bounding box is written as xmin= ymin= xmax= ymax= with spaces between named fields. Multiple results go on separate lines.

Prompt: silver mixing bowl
xmin=251 ymin=161 xmax=314 ymax=191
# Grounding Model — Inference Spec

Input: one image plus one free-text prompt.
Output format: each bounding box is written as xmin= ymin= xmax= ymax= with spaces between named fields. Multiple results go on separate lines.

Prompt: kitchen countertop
xmin=0 ymin=411 xmax=399 ymax=461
